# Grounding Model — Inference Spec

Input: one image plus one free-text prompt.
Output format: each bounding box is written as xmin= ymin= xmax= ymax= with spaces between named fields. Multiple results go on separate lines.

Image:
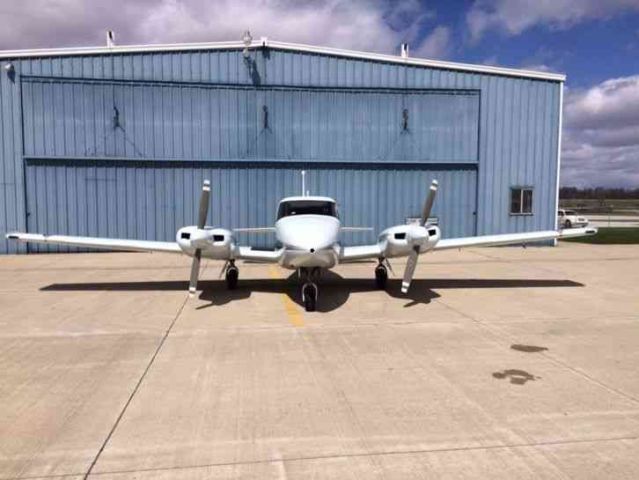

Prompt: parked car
xmin=558 ymin=209 xmax=589 ymax=229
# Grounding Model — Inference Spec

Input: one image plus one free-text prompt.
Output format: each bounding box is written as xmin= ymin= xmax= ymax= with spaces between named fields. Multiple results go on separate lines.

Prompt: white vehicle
xmin=7 ymin=179 xmax=597 ymax=312
xmin=558 ymin=209 xmax=589 ymax=229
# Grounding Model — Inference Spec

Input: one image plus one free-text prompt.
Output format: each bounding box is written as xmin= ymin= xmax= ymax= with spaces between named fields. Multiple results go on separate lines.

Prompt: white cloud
xmin=412 ymin=26 xmax=451 ymax=59
xmin=467 ymin=0 xmax=639 ymax=41
xmin=0 ymin=0 xmax=446 ymax=57
xmin=561 ymin=75 xmax=639 ymax=187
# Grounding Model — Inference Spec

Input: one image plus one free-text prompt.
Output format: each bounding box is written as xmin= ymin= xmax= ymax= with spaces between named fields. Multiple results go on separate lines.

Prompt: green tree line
xmin=560 ymin=187 xmax=639 ymax=200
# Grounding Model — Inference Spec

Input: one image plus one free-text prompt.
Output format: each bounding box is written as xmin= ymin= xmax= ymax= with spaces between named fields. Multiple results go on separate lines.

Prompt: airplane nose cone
xmin=300 ymin=227 xmax=336 ymax=251
xmin=277 ymin=216 xmax=339 ymax=251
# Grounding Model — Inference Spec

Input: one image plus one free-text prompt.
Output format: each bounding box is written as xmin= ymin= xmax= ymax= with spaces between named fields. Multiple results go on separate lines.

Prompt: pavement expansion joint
xmin=80 ymin=434 xmax=639 ymax=478
xmin=80 ymin=283 xmax=194 ymax=479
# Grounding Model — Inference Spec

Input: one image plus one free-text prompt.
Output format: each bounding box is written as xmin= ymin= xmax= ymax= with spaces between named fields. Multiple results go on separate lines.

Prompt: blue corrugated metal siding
xmin=25 ymin=160 xmax=476 ymax=251
xmin=0 ymin=47 xmax=561 ymax=254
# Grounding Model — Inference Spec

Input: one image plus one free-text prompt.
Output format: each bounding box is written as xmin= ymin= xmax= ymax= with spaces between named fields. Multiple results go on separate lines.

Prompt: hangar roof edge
xmin=0 ymin=39 xmax=566 ymax=82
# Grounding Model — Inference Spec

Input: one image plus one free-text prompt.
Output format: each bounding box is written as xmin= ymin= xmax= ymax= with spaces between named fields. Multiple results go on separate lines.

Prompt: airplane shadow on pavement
xmin=197 ymin=273 xmax=440 ymax=312
xmin=42 ymin=271 xmax=584 ymax=313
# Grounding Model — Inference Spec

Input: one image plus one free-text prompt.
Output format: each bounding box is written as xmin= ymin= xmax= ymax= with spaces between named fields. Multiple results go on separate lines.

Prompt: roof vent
xmin=106 ymin=30 xmax=115 ymax=48
xmin=400 ymin=43 xmax=409 ymax=58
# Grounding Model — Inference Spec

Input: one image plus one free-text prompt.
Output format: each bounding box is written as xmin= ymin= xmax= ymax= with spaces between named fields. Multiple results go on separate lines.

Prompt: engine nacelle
xmin=378 ymin=224 xmax=440 ymax=258
xmin=176 ymin=226 xmax=234 ymax=259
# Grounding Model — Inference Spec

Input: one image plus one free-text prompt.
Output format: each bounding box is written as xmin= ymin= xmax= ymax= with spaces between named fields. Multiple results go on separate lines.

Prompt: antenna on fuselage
xmin=301 ymin=170 xmax=306 ymax=197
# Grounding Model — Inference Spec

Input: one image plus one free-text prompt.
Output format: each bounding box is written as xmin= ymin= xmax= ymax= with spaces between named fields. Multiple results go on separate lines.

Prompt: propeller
xmin=188 ymin=179 xmax=211 ymax=297
xmin=401 ymin=179 xmax=438 ymax=294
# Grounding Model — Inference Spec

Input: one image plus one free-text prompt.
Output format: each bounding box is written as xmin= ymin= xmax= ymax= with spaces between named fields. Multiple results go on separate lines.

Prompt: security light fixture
xmin=4 ymin=62 xmax=15 ymax=81
xmin=242 ymin=30 xmax=252 ymax=58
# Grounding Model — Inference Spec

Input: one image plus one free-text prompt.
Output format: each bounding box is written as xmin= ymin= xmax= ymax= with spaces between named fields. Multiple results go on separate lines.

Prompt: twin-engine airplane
xmin=6 ymin=179 xmax=596 ymax=311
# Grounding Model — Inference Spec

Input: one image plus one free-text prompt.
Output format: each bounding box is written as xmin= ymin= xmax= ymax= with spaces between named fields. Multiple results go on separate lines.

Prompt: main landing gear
xmin=299 ymin=267 xmax=320 ymax=312
xmin=375 ymin=260 xmax=388 ymax=289
xmin=225 ymin=260 xmax=239 ymax=290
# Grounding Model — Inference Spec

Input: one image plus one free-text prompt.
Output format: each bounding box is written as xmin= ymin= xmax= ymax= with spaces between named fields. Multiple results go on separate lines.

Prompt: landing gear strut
xmin=299 ymin=267 xmax=320 ymax=312
xmin=225 ymin=260 xmax=239 ymax=290
xmin=375 ymin=260 xmax=388 ymax=289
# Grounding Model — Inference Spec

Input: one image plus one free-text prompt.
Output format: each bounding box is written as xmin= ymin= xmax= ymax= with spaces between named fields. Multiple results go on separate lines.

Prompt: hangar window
xmin=510 ymin=188 xmax=533 ymax=215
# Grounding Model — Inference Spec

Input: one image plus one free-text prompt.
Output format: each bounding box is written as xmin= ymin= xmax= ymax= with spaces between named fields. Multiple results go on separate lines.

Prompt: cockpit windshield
xmin=277 ymin=200 xmax=337 ymax=219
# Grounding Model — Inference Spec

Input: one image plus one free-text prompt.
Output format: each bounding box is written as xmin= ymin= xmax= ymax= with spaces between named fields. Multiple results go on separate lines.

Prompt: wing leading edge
xmin=5 ymin=232 xmax=182 ymax=254
xmin=434 ymin=227 xmax=597 ymax=250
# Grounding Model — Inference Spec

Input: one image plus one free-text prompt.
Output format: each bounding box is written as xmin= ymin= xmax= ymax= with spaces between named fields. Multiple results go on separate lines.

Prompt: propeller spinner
xmin=401 ymin=179 xmax=438 ymax=294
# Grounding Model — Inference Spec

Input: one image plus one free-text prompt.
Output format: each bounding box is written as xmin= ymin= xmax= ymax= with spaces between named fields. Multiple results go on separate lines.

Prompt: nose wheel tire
xmin=375 ymin=264 xmax=388 ymax=289
xmin=225 ymin=265 xmax=239 ymax=290
xmin=302 ymin=282 xmax=318 ymax=312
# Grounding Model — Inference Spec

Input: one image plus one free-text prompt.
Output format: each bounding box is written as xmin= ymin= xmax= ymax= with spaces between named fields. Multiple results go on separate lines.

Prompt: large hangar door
xmin=21 ymin=79 xmax=479 ymax=163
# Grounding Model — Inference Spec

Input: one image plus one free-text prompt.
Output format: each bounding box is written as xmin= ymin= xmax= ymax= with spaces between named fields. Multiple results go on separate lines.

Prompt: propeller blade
xmin=197 ymin=180 xmax=211 ymax=229
xmin=188 ymin=249 xmax=202 ymax=297
xmin=420 ymin=179 xmax=439 ymax=226
xmin=401 ymin=247 xmax=420 ymax=294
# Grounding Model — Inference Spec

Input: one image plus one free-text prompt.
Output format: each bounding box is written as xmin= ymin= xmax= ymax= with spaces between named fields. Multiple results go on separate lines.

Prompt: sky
xmin=0 ymin=0 xmax=638 ymax=188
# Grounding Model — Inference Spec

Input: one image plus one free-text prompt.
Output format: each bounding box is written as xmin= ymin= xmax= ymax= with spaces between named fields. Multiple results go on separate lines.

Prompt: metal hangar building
xmin=0 ymin=37 xmax=564 ymax=253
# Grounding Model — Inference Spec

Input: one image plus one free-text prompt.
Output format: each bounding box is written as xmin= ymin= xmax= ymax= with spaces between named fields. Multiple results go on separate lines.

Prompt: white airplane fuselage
xmin=275 ymin=214 xmax=341 ymax=269
xmin=271 ymin=195 xmax=442 ymax=270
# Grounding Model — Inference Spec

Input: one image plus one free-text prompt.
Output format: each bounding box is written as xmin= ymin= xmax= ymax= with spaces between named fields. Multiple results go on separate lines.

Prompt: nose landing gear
xmin=225 ymin=260 xmax=239 ymax=290
xmin=375 ymin=260 xmax=388 ymax=289
xmin=302 ymin=282 xmax=318 ymax=312
xmin=299 ymin=267 xmax=320 ymax=312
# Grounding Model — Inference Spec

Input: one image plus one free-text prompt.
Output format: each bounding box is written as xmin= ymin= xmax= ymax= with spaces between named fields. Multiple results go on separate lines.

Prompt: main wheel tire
xmin=565 ymin=219 xmax=572 ymax=229
xmin=375 ymin=266 xmax=388 ymax=289
xmin=303 ymin=285 xmax=316 ymax=312
xmin=226 ymin=266 xmax=239 ymax=290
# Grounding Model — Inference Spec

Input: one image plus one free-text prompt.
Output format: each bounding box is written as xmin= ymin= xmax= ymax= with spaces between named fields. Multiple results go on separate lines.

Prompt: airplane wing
xmin=6 ymin=232 xmax=286 ymax=262
xmin=338 ymin=227 xmax=597 ymax=261
xmin=339 ymin=244 xmax=383 ymax=262
xmin=232 ymin=227 xmax=276 ymax=234
xmin=434 ymin=227 xmax=597 ymax=251
xmin=340 ymin=227 xmax=374 ymax=232
xmin=235 ymin=246 xmax=283 ymax=263
xmin=5 ymin=232 xmax=182 ymax=254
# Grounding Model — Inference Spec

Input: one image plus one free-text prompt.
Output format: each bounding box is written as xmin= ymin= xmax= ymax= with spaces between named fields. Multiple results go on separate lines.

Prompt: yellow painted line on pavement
xmin=269 ymin=265 xmax=305 ymax=327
